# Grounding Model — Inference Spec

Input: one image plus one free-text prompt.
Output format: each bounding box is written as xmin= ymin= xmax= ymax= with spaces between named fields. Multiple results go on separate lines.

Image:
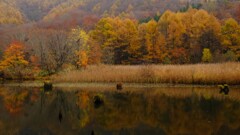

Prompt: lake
xmin=0 ymin=83 xmax=240 ymax=135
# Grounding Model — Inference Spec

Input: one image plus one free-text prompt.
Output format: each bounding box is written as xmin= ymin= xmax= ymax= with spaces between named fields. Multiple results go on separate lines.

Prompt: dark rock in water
xmin=59 ymin=111 xmax=63 ymax=123
xmin=0 ymin=71 xmax=4 ymax=83
xmin=0 ymin=71 xmax=4 ymax=79
xmin=44 ymin=82 xmax=53 ymax=92
xmin=116 ymin=83 xmax=123 ymax=90
xmin=94 ymin=95 xmax=104 ymax=108
xmin=219 ymin=84 xmax=229 ymax=95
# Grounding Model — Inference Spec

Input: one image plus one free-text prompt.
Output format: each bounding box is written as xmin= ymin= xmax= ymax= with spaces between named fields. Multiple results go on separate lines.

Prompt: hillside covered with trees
xmin=0 ymin=0 xmax=240 ymax=79
xmin=1 ymin=0 xmax=240 ymax=26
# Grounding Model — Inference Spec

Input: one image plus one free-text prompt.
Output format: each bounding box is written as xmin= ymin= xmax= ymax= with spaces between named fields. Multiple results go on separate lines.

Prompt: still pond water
xmin=0 ymin=83 xmax=240 ymax=135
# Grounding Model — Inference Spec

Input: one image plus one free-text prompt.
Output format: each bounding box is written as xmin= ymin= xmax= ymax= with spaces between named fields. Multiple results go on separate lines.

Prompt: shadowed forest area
xmin=0 ymin=0 xmax=240 ymax=81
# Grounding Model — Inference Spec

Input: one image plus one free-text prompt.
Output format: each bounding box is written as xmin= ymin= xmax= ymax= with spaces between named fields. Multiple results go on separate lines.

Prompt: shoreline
xmin=1 ymin=63 xmax=240 ymax=86
xmin=1 ymin=81 xmax=240 ymax=88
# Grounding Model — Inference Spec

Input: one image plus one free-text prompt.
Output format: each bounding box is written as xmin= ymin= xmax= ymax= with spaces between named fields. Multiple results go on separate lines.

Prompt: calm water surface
xmin=0 ymin=83 xmax=240 ymax=135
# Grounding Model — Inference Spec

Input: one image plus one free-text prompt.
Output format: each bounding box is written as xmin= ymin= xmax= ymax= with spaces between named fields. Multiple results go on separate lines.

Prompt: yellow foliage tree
xmin=90 ymin=17 xmax=140 ymax=64
xmin=202 ymin=48 xmax=212 ymax=63
xmin=139 ymin=19 xmax=164 ymax=63
xmin=158 ymin=10 xmax=186 ymax=63
xmin=68 ymin=27 xmax=90 ymax=68
xmin=221 ymin=18 xmax=240 ymax=61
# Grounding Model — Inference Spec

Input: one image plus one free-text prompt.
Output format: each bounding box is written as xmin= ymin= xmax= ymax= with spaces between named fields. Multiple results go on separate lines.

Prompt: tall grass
xmin=52 ymin=62 xmax=240 ymax=85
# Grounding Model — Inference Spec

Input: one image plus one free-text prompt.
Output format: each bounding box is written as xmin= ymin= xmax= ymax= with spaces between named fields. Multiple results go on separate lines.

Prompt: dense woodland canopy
xmin=0 ymin=0 xmax=240 ymax=78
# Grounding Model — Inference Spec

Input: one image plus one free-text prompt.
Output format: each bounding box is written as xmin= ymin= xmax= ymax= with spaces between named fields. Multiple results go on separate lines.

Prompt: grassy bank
xmin=52 ymin=62 xmax=240 ymax=85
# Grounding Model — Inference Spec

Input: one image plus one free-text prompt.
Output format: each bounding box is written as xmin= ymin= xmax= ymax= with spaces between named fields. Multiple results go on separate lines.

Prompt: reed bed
xmin=52 ymin=62 xmax=240 ymax=85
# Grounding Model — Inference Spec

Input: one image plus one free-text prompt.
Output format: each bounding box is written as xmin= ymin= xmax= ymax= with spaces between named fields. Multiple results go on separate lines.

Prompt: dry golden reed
xmin=52 ymin=62 xmax=240 ymax=85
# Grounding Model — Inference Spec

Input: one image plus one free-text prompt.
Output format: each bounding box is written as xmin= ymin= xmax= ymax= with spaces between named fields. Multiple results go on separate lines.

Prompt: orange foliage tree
xmin=76 ymin=51 xmax=88 ymax=69
xmin=0 ymin=41 xmax=29 ymax=79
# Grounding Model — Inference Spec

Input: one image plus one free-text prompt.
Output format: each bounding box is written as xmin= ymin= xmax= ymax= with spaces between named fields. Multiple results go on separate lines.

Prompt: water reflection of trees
xmin=0 ymin=87 xmax=39 ymax=114
xmin=87 ymin=89 xmax=240 ymax=135
xmin=0 ymin=87 xmax=240 ymax=135
xmin=39 ymin=89 xmax=92 ymax=127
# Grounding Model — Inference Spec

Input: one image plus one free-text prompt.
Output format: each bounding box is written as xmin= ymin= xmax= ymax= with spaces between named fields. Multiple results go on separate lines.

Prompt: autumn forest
xmin=0 ymin=0 xmax=240 ymax=80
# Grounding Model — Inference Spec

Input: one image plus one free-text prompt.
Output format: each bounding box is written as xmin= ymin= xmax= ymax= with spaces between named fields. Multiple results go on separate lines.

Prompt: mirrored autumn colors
xmin=0 ymin=85 xmax=240 ymax=135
